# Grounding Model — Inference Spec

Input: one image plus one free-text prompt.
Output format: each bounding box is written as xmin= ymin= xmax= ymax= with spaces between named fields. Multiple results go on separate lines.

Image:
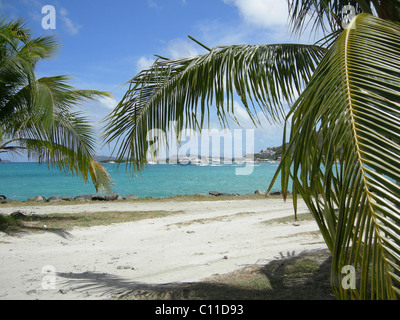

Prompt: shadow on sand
xmin=57 ymin=249 xmax=335 ymax=300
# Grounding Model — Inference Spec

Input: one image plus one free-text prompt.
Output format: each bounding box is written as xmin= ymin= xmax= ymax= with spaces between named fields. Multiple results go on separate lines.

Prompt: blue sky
xmin=1 ymin=0 xmax=319 ymax=161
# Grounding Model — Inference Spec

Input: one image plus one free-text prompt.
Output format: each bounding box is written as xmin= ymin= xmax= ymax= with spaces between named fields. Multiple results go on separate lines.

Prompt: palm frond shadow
xmin=0 ymin=213 xmax=74 ymax=239
xmin=56 ymin=249 xmax=335 ymax=300
xmin=1 ymin=226 xmax=73 ymax=239
xmin=24 ymin=226 xmax=74 ymax=239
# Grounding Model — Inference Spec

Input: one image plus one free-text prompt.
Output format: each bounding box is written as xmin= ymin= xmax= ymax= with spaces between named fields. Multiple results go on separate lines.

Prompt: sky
xmin=1 ymin=0 xmax=320 ymax=161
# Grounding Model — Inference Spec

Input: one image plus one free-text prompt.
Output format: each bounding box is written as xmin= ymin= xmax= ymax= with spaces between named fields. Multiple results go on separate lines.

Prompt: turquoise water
xmin=0 ymin=162 xmax=285 ymax=200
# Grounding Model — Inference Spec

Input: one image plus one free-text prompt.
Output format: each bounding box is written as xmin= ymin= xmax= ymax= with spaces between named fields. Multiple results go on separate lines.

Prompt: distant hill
xmin=93 ymin=155 xmax=123 ymax=163
xmin=254 ymin=145 xmax=283 ymax=161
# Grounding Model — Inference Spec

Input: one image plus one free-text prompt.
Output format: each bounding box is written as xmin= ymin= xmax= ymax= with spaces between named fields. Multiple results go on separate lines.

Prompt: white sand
xmin=0 ymin=198 xmax=328 ymax=300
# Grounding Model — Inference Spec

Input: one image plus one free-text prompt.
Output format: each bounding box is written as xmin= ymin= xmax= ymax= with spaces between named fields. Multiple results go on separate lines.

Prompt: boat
xmin=177 ymin=160 xmax=191 ymax=166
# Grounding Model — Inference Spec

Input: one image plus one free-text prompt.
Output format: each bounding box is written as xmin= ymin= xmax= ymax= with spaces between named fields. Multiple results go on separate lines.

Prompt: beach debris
xmin=117 ymin=265 xmax=135 ymax=270
xmin=26 ymin=289 xmax=38 ymax=295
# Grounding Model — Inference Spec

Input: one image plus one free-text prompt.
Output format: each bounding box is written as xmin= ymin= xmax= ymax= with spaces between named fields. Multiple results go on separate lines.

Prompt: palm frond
xmin=103 ymin=43 xmax=326 ymax=171
xmin=287 ymin=0 xmax=400 ymax=38
xmin=270 ymin=14 xmax=400 ymax=299
xmin=288 ymin=0 xmax=361 ymax=36
xmin=1 ymin=75 xmax=113 ymax=192
xmin=9 ymin=117 xmax=113 ymax=193
xmin=0 ymin=18 xmax=57 ymax=119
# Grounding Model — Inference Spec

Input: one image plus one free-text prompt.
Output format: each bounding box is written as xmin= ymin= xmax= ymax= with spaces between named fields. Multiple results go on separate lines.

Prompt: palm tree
xmin=0 ymin=18 xmax=112 ymax=192
xmin=103 ymin=1 xmax=400 ymax=299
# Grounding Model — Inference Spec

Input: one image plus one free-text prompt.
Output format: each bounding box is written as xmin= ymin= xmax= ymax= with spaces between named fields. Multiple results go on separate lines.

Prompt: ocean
xmin=0 ymin=162 xmax=286 ymax=201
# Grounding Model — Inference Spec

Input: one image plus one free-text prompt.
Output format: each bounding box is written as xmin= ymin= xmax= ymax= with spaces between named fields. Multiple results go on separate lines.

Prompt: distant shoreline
xmin=0 ymin=190 xmax=287 ymax=206
xmin=1 ymin=162 xmax=285 ymax=203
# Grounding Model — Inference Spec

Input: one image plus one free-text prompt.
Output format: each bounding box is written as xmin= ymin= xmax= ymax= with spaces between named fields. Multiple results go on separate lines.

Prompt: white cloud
xmin=232 ymin=101 xmax=253 ymax=128
xmin=229 ymin=101 xmax=286 ymax=150
xmin=223 ymin=0 xmax=289 ymax=29
xmin=80 ymin=96 xmax=118 ymax=127
xmin=147 ymin=0 xmax=160 ymax=9
xmin=165 ymin=38 xmax=204 ymax=59
xmin=59 ymin=7 xmax=82 ymax=35
xmin=135 ymin=37 xmax=205 ymax=74
xmin=98 ymin=96 xmax=118 ymax=110
xmin=137 ymin=56 xmax=155 ymax=71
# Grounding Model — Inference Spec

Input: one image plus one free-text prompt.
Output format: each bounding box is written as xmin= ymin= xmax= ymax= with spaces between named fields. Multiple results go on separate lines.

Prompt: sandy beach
xmin=0 ymin=198 xmax=328 ymax=300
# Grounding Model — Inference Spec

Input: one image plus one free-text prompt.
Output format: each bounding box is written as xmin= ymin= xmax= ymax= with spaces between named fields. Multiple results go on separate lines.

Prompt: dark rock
xmin=124 ymin=194 xmax=139 ymax=200
xmin=10 ymin=211 xmax=26 ymax=219
xmin=209 ymin=191 xmax=237 ymax=197
xmin=209 ymin=191 xmax=222 ymax=196
xmin=0 ymin=195 xmax=6 ymax=200
xmin=28 ymin=195 xmax=45 ymax=202
xmin=269 ymin=191 xmax=281 ymax=196
xmin=92 ymin=195 xmax=106 ymax=201
xmin=74 ymin=194 xmax=95 ymax=201
xmin=104 ymin=193 xmax=122 ymax=201
xmin=47 ymin=195 xmax=62 ymax=202
xmin=61 ymin=196 xmax=74 ymax=201
xmin=1 ymin=199 xmax=20 ymax=204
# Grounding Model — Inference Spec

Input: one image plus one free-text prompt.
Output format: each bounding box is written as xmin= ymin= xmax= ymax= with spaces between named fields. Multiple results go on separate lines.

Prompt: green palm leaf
xmin=270 ymin=13 xmax=400 ymax=299
xmin=288 ymin=0 xmax=400 ymax=36
xmin=103 ymin=43 xmax=325 ymax=170
xmin=1 ymin=75 xmax=113 ymax=192
xmin=0 ymin=18 xmax=58 ymax=119
xmin=1 ymin=18 xmax=114 ymax=192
